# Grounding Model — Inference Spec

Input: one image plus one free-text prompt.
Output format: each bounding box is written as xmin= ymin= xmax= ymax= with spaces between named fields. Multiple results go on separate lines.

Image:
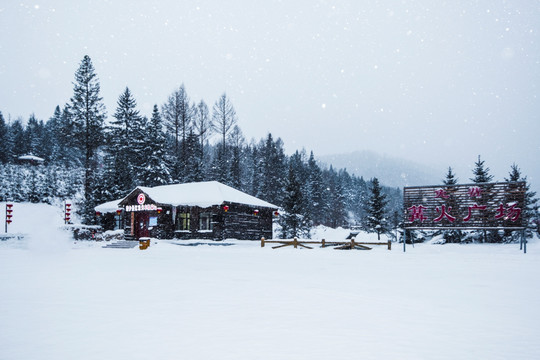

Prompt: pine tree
xmin=442 ymin=167 xmax=463 ymax=243
xmin=10 ymin=118 xmax=27 ymax=160
xmin=69 ymin=55 xmax=106 ymax=223
xmin=443 ymin=167 xmax=458 ymax=185
xmin=228 ymin=125 xmax=245 ymax=189
xmin=470 ymin=155 xmax=494 ymax=183
xmin=24 ymin=114 xmax=44 ymax=157
xmin=210 ymin=144 xmax=229 ymax=184
xmin=470 ymin=156 xmax=496 ymax=242
xmin=280 ymin=162 xmax=311 ymax=239
xmin=323 ymin=167 xmax=347 ymax=228
xmin=101 ymin=87 xmax=146 ymax=197
xmin=306 ymin=151 xmax=325 ymax=226
xmin=183 ymin=130 xmax=204 ymax=183
xmin=259 ymin=134 xmax=287 ymax=206
xmin=43 ymin=107 xmax=62 ymax=163
xmin=56 ymin=105 xmax=81 ymax=167
xmin=0 ymin=111 xmax=8 ymax=163
xmin=365 ymin=177 xmax=389 ymax=240
xmin=139 ymin=105 xmax=171 ymax=186
xmin=504 ymin=164 xmax=538 ymax=239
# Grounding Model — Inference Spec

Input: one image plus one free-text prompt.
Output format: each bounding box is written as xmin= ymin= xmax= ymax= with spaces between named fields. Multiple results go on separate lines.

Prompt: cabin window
xmin=176 ymin=212 xmax=190 ymax=231
xmin=199 ymin=213 xmax=213 ymax=231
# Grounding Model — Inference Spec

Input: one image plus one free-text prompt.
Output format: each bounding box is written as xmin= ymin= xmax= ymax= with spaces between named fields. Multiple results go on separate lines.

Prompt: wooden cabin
xmin=96 ymin=181 xmax=278 ymax=240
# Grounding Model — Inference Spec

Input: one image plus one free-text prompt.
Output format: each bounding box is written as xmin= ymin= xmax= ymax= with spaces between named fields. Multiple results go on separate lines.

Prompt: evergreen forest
xmin=1 ymin=56 xmax=538 ymax=241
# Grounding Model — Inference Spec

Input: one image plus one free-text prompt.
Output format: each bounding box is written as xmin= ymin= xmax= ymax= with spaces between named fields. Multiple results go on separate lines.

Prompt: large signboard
xmin=403 ymin=181 xmax=526 ymax=229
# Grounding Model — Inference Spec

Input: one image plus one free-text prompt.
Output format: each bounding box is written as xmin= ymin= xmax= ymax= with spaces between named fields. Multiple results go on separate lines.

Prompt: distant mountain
xmin=318 ymin=151 xmax=441 ymax=189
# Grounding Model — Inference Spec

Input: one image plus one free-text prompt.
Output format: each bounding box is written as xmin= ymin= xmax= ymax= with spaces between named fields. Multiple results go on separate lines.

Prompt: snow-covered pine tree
xmin=444 ymin=166 xmax=458 ymax=185
xmin=245 ymin=142 xmax=263 ymax=196
xmin=306 ymin=151 xmax=325 ymax=226
xmin=319 ymin=166 xmax=345 ymax=228
xmin=504 ymin=164 xmax=538 ymax=240
xmin=280 ymin=161 xmax=311 ymax=239
xmin=43 ymin=107 xmax=63 ymax=164
xmin=228 ymin=125 xmax=245 ymax=189
xmin=470 ymin=155 xmax=494 ymax=183
xmin=259 ymin=134 xmax=287 ymax=206
xmin=209 ymin=144 xmax=229 ymax=184
xmin=441 ymin=167 xmax=464 ymax=243
xmin=56 ymin=104 xmax=82 ymax=167
xmin=365 ymin=177 xmax=389 ymax=240
xmin=183 ymin=130 xmax=204 ymax=183
xmin=10 ymin=118 xmax=27 ymax=160
xmin=69 ymin=55 xmax=106 ymax=223
xmin=470 ymin=155 xmax=497 ymax=242
xmin=0 ymin=112 xmax=10 ymax=164
xmin=138 ymin=105 xmax=171 ymax=187
xmin=24 ymin=114 xmax=44 ymax=157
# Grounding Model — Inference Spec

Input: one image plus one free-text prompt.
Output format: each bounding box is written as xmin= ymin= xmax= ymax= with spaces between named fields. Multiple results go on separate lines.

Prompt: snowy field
xmin=1 ymin=203 xmax=539 ymax=359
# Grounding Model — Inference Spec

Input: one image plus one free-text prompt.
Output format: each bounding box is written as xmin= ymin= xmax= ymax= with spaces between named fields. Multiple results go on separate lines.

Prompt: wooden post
xmin=322 ymin=239 xmax=326 ymax=248
xmin=521 ymin=230 xmax=527 ymax=254
xmin=388 ymin=240 xmax=391 ymax=250
xmin=293 ymin=237 xmax=298 ymax=249
xmin=351 ymin=238 xmax=356 ymax=249
xmin=261 ymin=237 xmax=265 ymax=248
xmin=403 ymin=229 xmax=406 ymax=252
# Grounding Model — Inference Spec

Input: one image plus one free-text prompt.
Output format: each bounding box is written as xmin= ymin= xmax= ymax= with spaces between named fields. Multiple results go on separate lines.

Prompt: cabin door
xmin=134 ymin=212 xmax=150 ymax=238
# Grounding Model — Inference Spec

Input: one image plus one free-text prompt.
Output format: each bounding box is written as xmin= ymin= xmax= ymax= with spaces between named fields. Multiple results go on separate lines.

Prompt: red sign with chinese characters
xmin=403 ymin=182 xmax=526 ymax=229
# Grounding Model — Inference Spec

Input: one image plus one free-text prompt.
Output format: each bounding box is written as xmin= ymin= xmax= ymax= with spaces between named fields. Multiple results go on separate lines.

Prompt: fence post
xmin=388 ymin=240 xmax=391 ymax=250
xmin=403 ymin=229 xmax=406 ymax=252
xmin=293 ymin=237 xmax=298 ymax=249
xmin=523 ymin=229 xmax=527 ymax=254
xmin=261 ymin=237 xmax=265 ymax=248
xmin=351 ymin=238 xmax=356 ymax=249
xmin=322 ymin=239 xmax=326 ymax=248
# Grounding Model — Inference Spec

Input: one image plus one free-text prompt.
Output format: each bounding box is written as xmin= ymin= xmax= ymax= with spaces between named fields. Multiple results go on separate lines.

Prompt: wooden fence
xmin=261 ymin=237 xmax=392 ymax=250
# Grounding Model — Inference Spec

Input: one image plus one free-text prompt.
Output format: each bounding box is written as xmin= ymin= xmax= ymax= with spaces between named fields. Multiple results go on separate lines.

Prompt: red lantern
xmin=274 ymin=211 xmax=279 ymax=216
xmin=95 ymin=211 xmax=101 ymax=217
xmin=254 ymin=209 xmax=260 ymax=216
xmin=6 ymin=204 xmax=13 ymax=209
xmin=116 ymin=209 xmax=122 ymax=215
xmin=157 ymin=207 xmax=162 ymax=214
xmin=6 ymin=220 xmax=12 ymax=224
xmin=223 ymin=205 xmax=229 ymax=212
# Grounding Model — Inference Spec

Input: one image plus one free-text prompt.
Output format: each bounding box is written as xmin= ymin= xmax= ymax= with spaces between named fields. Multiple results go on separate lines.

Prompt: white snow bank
xmin=0 ymin=202 xmax=72 ymax=251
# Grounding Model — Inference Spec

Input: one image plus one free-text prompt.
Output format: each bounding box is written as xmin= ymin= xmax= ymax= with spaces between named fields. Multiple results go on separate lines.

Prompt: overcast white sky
xmin=1 ymin=1 xmax=539 ymax=188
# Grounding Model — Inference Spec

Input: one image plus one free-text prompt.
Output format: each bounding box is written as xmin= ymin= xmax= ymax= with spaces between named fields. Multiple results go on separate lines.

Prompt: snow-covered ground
xmin=1 ymin=203 xmax=539 ymax=359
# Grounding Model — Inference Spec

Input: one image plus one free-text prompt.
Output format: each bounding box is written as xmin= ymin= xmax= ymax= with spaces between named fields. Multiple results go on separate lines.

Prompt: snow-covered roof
xmin=94 ymin=181 xmax=277 ymax=213
xmin=95 ymin=199 xmax=123 ymax=213
xmin=128 ymin=181 xmax=277 ymax=209
xmin=18 ymin=154 xmax=45 ymax=162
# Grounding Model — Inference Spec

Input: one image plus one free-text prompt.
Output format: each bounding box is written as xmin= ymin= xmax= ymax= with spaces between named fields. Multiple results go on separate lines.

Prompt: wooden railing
xmin=261 ymin=237 xmax=391 ymax=250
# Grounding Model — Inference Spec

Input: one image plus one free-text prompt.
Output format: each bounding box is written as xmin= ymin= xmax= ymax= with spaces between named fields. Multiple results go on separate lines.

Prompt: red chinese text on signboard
xmin=403 ymin=182 xmax=526 ymax=229
xmin=494 ymin=203 xmax=521 ymax=222
xmin=407 ymin=205 xmax=427 ymax=222
xmin=463 ymin=204 xmax=487 ymax=222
